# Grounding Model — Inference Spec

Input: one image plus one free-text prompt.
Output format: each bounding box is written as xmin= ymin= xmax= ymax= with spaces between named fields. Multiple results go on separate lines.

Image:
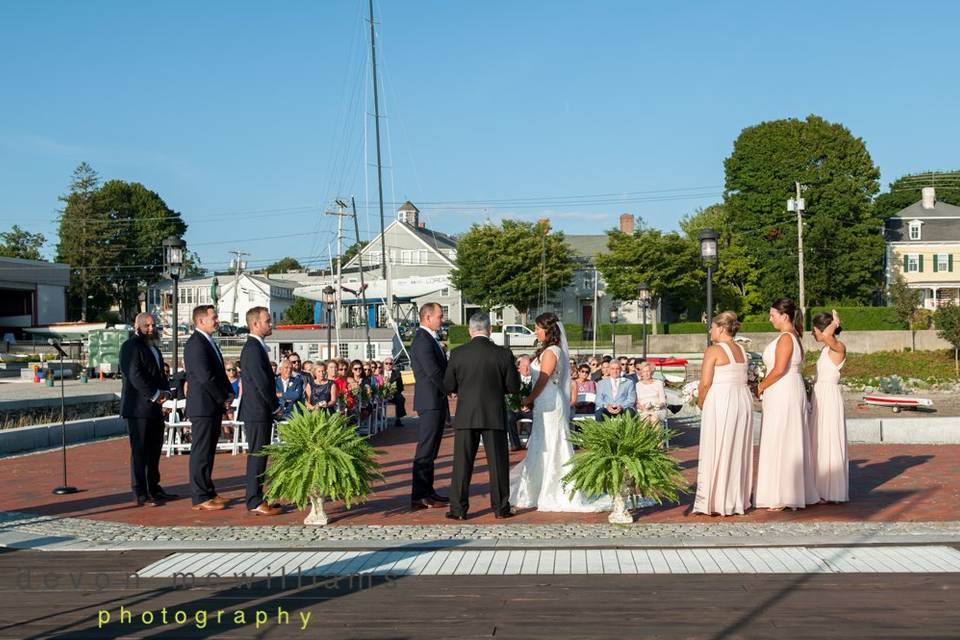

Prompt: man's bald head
xmin=134 ymin=313 xmax=157 ymax=341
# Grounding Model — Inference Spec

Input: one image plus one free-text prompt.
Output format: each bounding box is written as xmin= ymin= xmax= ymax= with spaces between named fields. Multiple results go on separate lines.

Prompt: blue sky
xmin=1 ymin=1 xmax=957 ymax=272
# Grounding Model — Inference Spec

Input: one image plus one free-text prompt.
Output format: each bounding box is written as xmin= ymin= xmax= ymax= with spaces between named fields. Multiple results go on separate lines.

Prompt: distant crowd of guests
xmin=568 ymin=354 xmax=667 ymax=425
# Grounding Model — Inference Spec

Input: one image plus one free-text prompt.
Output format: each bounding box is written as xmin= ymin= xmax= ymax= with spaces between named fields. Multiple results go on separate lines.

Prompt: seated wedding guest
xmin=505 ymin=355 xmax=534 ymax=452
xmin=624 ymin=358 xmax=638 ymax=382
xmin=693 ymin=311 xmax=753 ymax=516
xmin=568 ymin=357 xmax=578 ymax=380
xmin=571 ymin=363 xmax=597 ymax=415
xmin=810 ymin=310 xmax=849 ymax=504
xmin=224 ymin=360 xmax=240 ymax=428
xmin=634 ymin=362 xmax=667 ymax=426
xmin=347 ymin=359 xmax=372 ymax=419
xmin=302 ymin=360 xmax=315 ymax=386
xmin=270 ymin=361 xmax=278 ymax=376
xmin=382 ymin=357 xmax=406 ymax=427
xmin=275 ymin=359 xmax=309 ymax=418
xmin=618 ymin=356 xmax=629 ymax=371
xmin=594 ymin=359 xmax=636 ymax=421
xmin=307 ymin=360 xmax=337 ymax=412
xmin=600 ymin=360 xmax=610 ymax=380
xmin=588 ymin=357 xmax=603 ymax=382
xmin=287 ymin=352 xmax=306 ymax=384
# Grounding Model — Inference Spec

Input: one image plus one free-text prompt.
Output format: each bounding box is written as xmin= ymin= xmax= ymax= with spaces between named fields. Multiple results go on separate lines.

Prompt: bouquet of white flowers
xmin=747 ymin=359 xmax=766 ymax=393
xmin=681 ymin=381 xmax=699 ymax=408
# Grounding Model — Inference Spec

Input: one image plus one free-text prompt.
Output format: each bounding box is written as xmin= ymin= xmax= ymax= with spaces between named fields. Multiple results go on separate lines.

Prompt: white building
xmin=0 ymin=257 xmax=70 ymax=334
xmin=146 ymin=273 xmax=299 ymax=328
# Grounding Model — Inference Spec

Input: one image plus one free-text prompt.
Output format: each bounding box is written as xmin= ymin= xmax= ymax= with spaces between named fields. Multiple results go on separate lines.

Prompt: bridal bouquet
xmin=379 ymin=382 xmax=398 ymax=400
xmin=747 ymin=359 xmax=766 ymax=393
xmin=506 ymin=381 xmax=534 ymax=412
xmin=680 ymin=381 xmax=699 ymax=408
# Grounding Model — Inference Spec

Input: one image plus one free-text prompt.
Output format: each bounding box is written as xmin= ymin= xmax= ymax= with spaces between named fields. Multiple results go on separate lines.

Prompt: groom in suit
xmin=239 ymin=306 xmax=283 ymax=516
xmin=409 ymin=302 xmax=450 ymax=510
xmin=594 ymin=359 xmax=637 ymax=421
xmin=443 ymin=312 xmax=520 ymax=520
xmin=184 ymin=304 xmax=235 ymax=510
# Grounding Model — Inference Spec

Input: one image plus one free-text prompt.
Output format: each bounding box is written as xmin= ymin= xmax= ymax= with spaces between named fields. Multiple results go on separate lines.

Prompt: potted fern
xmin=260 ymin=406 xmax=382 ymax=525
xmin=563 ymin=414 xmax=687 ymax=524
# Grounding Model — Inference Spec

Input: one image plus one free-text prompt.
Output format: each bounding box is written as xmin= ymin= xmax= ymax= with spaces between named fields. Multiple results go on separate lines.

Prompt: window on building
xmin=400 ymin=250 xmax=412 ymax=264
xmin=907 ymin=254 xmax=920 ymax=272
xmin=419 ymin=250 xmax=428 ymax=264
xmin=441 ymin=305 xmax=449 ymax=318
xmin=909 ymin=221 xmax=922 ymax=240
xmin=248 ymin=291 xmax=255 ymax=302
xmin=339 ymin=343 xmax=349 ymax=358
xmin=936 ymin=254 xmax=951 ymax=272
xmin=273 ymin=311 xmax=277 ymax=321
xmin=366 ymin=344 xmax=376 ymax=359
xmin=441 ymin=288 xmax=449 ymax=297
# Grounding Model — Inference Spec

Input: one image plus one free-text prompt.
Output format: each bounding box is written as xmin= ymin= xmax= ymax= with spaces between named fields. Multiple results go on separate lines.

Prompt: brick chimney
xmin=619 ymin=213 xmax=635 ymax=235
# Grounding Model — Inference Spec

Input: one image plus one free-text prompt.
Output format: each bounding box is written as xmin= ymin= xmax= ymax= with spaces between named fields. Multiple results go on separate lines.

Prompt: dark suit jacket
xmin=410 ymin=327 xmax=447 ymax=413
xmin=184 ymin=331 xmax=233 ymax=418
xmin=237 ymin=336 xmax=278 ymax=423
xmin=443 ymin=336 xmax=520 ymax=430
xmin=119 ymin=335 xmax=168 ymax=419
xmin=388 ymin=367 xmax=404 ymax=394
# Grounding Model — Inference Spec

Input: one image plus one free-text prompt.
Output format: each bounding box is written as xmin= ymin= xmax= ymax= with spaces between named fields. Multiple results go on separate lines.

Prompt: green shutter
xmin=919 ymin=255 xmax=924 ymax=272
xmin=950 ymin=254 xmax=954 ymax=273
xmin=934 ymin=254 xmax=939 ymax=272
xmin=904 ymin=254 xmax=909 ymax=270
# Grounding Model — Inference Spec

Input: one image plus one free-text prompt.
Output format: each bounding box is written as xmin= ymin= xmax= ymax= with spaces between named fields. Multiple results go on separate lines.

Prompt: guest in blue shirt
xmin=275 ymin=359 xmax=307 ymax=418
xmin=594 ymin=360 xmax=637 ymax=421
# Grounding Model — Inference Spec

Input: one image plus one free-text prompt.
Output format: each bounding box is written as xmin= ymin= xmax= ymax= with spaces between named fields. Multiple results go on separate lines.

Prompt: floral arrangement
xmin=747 ymin=359 xmax=766 ymax=394
xmin=379 ymin=382 xmax=398 ymax=400
xmin=350 ymin=383 xmax=371 ymax=407
xmin=680 ymin=381 xmax=699 ymax=408
xmin=506 ymin=381 xmax=534 ymax=412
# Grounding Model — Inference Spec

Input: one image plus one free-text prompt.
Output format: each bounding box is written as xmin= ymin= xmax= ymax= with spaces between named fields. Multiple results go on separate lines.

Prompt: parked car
xmin=218 ymin=323 xmax=239 ymax=336
xmin=490 ymin=324 xmax=538 ymax=347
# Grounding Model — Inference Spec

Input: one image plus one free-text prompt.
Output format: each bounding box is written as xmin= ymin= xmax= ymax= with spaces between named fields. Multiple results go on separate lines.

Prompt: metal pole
xmin=326 ymin=306 xmax=333 ymax=360
xmin=369 ymin=0 xmax=388 ymax=280
xmin=641 ymin=302 xmax=647 ymax=360
xmin=351 ymin=197 xmax=372 ymax=356
xmin=172 ymin=275 xmax=180 ymax=372
xmin=592 ymin=266 xmax=598 ymax=356
xmin=706 ymin=266 xmax=714 ymax=347
xmin=52 ymin=347 xmax=77 ymax=494
xmin=612 ymin=322 xmax=617 ymax=360
xmin=795 ymin=181 xmax=806 ymax=312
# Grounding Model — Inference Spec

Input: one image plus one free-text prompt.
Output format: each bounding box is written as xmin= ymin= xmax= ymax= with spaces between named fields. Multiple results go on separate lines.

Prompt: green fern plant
xmin=563 ymin=414 xmax=687 ymax=505
xmin=261 ymin=406 xmax=382 ymax=511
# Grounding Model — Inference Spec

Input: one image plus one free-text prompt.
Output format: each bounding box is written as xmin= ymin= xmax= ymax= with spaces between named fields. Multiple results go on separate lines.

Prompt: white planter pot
xmin=304 ymin=495 xmax=328 ymax=526
xmin=607 ymin=490 xmax=633 ymax=524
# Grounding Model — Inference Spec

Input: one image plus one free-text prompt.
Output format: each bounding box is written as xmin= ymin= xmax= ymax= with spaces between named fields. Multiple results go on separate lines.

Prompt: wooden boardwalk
xmin=3 ymin=548 xmax=960 ymax=638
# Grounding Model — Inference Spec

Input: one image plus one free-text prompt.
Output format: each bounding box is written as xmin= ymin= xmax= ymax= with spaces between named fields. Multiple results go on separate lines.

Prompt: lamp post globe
xmin=698 ymin=229 xmax=719 ymax=346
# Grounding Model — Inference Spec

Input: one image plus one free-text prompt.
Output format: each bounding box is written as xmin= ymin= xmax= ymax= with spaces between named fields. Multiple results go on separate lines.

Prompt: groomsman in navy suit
xmin=594 ymin=359 xmax=637 ymax=421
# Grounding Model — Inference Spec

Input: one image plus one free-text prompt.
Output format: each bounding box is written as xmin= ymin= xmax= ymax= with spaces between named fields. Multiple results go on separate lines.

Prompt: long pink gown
xmin=810 ymin=347 xmax=849 ymax=502
xmin=693 ymin=341 xmax=754 ymax=516
xmin=755 ymin=333 xmax=819 ymax=509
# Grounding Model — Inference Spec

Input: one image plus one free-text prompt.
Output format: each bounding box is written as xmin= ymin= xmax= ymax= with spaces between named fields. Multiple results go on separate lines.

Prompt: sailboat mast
xmin=368 ymin=0 xmax=388 ymax=282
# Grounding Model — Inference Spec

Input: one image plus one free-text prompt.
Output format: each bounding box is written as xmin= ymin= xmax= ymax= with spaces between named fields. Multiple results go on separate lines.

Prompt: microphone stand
xmin=50 ymin=339 xmax=78 ymax=495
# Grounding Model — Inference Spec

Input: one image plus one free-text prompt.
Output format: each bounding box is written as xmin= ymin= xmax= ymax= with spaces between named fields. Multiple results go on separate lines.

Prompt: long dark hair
xmin=771 ymin=297 xmax=804 ymax=354
xmin=812 ymin=312 xmax=841 ymax=336
xmin=533 ymin=312 xmax=562 ymax=362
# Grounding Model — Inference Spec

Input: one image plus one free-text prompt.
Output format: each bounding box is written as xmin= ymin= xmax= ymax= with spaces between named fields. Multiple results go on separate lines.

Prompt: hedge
xmin=447 ymin=324 xmax=470 ymax=344
xmin=806 ymin=306 xmax=906 ymax=331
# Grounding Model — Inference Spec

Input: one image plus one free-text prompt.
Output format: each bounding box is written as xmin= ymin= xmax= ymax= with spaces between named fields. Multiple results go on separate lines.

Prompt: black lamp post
xmin=609 ymin=307 xmax=619 ymax=359
xmin=638 ymin=281 xmax=650 ymax=360
xmin=323 ymin=285 xmax=336 ymax=360
xmin=163 ymin=236 xmax=185 ymax=370
xmin=698 ymin=228 xmax=719 ymax=346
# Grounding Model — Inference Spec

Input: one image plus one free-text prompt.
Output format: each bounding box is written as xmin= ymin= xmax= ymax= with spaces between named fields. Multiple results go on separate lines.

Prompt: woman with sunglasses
xmin=571 ymin=364 xmax=597 ymax=415
xmin=347 ymin=359 xmax=372 ymax=421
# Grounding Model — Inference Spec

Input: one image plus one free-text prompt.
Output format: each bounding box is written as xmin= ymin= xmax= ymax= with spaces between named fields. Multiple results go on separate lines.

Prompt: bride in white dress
xmin=509 ymin=312 xmax=611 ymax=512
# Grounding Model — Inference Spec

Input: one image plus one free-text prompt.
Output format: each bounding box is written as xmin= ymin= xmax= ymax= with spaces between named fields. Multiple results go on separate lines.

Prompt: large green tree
xmin=56 ymin=163 xmax=188 ymax=321
xmin=450 ymin=220 xmax=575 ymax=322
xmin=0 ymin=225 xmax=46 ymax=261
xmin=595 ymin=225 xmax=702 ymax=318
xmin=264 ymin=256 xmax=303 ymax=274
xmin=874 ymin=171 xmax=960 ymax=220
xmin=282 ymin=296 xmax=315 ymax=324
xmin=724 ymin=115 xmax=883 ymax=309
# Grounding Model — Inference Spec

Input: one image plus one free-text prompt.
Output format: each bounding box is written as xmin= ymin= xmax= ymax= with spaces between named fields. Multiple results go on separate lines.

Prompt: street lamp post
xmin=609 ymin=307 xmax=619 ymax=359
xmin=698 ymin=228 xmax=719 ymax=347
xmin=638 ymin=281 xmax=650 ymax=360
xmin=323 ymin=285 xmax=336 ymax=360
xmin=163 ymin=236 xmax=185 ymax=371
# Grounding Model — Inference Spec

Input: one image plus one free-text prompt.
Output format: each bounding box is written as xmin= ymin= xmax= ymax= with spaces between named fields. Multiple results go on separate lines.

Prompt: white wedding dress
xmin=509 ymin=343 xmax=612 ymax=512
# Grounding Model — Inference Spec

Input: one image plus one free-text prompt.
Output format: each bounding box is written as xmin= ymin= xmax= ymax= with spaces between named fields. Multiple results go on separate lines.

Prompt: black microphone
xmin=47 ymin=338 xmax=68 ymax=358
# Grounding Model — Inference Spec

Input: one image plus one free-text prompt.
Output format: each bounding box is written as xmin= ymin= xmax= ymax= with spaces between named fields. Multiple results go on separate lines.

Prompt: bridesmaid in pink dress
xmin=754 ymin=298 xmax=819 ymax=510
xmin=810 ymin=310 xmax=849 ymax=503
xmin=693 ymin=312 xmax=754 ymax=516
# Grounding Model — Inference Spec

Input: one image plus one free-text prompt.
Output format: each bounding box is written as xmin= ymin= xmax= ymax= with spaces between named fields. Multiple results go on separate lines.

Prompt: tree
xmin=340 ymin=241 xmax=368 ymax=268
xmin=724 ymin=115 xmax=883 ymax=308
xmin=933 ymin=303 xmax=960 ymax=375
xmin=679 ymin=204 xmax=762 ymax=314
xmin=595 ymin=226 xmax=702 ymax=320
xmin=181 ymin=251 xmax=206 ymax=278
xmin=283 ymin=297 xmax=315 ymax=324
xmin=0 ymin=225 xmax=46 ymax=260
xmin=887 ymin=268 xmax=924 ymax=351
xmin=450 ymin=220 xmax=576 ymax=322
xmin=264 ymin=257 xmax=303 ymax=274
xmin=875 ymin=171 xmax=960 ymax=221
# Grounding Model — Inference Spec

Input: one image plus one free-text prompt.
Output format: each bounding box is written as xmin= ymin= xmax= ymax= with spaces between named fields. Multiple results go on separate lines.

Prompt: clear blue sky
xmin=1 ymin=1 xmax=957 ymax=272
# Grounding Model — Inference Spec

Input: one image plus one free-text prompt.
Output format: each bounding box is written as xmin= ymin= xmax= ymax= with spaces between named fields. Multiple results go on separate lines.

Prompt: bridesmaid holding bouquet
xmin=810 ymin=310 xmax=849 ymax=503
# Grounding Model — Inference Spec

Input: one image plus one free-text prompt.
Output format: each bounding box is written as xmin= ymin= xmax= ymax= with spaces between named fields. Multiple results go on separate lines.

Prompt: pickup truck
xmin=490 ymin=324 xmax=538 ymax=347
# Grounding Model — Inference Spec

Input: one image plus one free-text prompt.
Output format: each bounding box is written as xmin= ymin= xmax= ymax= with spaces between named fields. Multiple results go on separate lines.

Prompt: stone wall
xmin=644 ymin=329 xmax=952 ymax=355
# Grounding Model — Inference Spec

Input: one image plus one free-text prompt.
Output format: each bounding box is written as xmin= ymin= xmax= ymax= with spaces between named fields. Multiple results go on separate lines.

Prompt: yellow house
xmin=886 ymin=187 xmax=960 ymax=310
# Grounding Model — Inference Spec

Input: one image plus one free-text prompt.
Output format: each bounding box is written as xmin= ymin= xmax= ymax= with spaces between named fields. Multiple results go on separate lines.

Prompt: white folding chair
xmin=161 ymin=399 xmax=191 ymax=456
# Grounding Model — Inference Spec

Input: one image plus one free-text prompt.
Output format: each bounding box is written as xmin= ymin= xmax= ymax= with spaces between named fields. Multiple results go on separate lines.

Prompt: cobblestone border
xmin=3 ymin=510 xmax=960 ymax=545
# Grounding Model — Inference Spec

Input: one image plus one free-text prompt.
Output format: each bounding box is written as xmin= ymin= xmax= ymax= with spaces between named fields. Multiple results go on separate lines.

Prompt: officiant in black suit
xmin=184 ymin=304 xmax=235 ymax=511
xmin=119 ymin=312 xmax=176 ymax=507
xmin=409 ymin=302 xmax=450 ymax=510
xmin=238 ymin=306 xmax=283 ymax=516
xmin=443 ymin=312 xmax=520 ymax=520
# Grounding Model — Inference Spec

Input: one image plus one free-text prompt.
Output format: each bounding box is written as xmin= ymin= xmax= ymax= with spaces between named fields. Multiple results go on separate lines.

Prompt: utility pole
xmin=326 ymin=203 xmax=347 ymax=349
xmin=228 ymin=249 xmax=249 ymax=324
xmin=788 ymin=182 xmax=806 ymax=311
